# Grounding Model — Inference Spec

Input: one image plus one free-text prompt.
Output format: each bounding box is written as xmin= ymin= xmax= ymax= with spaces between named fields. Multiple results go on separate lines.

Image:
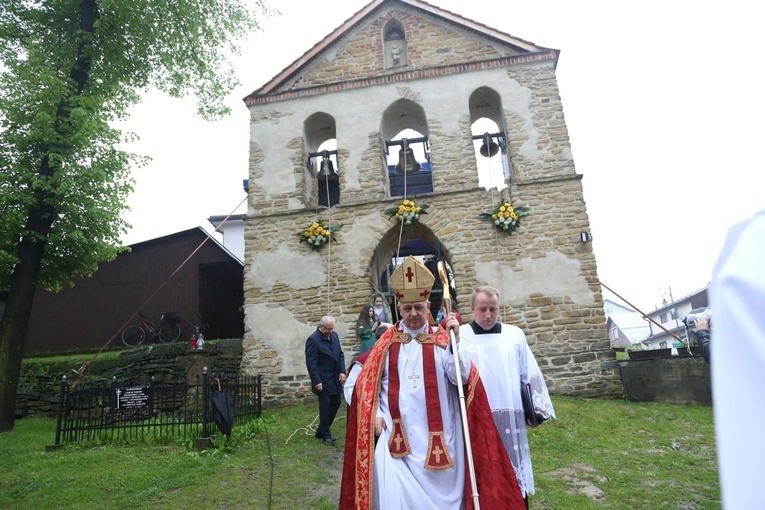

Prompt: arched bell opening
xmin=369 ymin=223 xmax=457 ymax=323
xmin=304 ymin=112 xmax=340 ymax=207
xmin=469 ymin=87 xmax=511 ymax=191
xmin=381 ymin=99 xmax=433 ymax=197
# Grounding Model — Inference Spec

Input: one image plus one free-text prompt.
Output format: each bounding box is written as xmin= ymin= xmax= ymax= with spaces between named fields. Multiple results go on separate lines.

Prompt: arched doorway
xmin=369 ymin=223 xmax=456 ymax=323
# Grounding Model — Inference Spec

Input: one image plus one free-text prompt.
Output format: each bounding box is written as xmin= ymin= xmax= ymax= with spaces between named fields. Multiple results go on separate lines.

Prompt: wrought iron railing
xmin=53 ymin=368 xmax=261 ymax=445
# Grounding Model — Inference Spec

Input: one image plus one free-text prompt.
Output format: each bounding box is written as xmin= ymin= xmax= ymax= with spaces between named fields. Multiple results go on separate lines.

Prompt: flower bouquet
xmin=298 ymin=220 xmax=342 ymax=250
xmin=479 ymin=201 xmax=529 ymax=235
xmin=384 ymin=199 xmax=430 ymax=226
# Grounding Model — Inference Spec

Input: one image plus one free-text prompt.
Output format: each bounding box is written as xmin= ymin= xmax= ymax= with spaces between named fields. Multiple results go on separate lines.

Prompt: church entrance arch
xmin=369 ymin=223 xmax=456 ymax=323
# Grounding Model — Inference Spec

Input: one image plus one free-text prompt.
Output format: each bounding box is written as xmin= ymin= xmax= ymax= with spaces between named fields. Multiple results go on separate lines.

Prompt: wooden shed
xmin=24 ymin=228 xmax=244 ymax=354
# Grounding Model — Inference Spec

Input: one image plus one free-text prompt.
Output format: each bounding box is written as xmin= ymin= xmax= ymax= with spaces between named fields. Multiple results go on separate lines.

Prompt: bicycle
xmin=121 ymin=311 xmax=183 ymax=347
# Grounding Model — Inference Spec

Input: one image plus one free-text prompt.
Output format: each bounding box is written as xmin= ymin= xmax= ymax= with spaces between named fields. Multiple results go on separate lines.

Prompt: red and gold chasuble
xmin=339 ymin=324 xmax=525 ymax=509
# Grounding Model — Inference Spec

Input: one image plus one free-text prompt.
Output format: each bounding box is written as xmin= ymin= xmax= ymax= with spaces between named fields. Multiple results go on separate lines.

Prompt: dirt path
xmin=311 ymin=438 xmax=345 ymax=504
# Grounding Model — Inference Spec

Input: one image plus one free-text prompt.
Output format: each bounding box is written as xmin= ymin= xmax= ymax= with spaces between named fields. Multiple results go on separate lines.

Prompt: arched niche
xmin=383 ymin=18 xmax=408 ymax=69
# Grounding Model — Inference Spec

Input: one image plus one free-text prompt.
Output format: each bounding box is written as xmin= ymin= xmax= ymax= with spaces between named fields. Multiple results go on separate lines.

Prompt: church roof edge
xmin=243 ymin=0 xmax=556 ymax=103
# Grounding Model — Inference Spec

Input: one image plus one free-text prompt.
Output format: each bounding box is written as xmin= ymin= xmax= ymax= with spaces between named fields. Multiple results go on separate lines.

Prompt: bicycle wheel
xmin=157 ymin=321 xmax=182 ymax=343
xmin=122 ymin=324 xmax=146 ymax=347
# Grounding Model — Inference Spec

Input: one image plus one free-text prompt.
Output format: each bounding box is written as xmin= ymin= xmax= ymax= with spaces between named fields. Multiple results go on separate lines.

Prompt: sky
xmin=118 ymin=0 xmax=765 ymax=313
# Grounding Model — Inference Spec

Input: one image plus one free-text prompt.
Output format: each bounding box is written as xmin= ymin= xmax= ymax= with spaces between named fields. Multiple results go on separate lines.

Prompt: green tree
xmin=0 ymin=0 xmax=269 ymax=431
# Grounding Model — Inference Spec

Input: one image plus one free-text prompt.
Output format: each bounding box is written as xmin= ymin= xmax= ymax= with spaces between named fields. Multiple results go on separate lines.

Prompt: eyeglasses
xmin=399 ymin=304 xmax=428 ymax=313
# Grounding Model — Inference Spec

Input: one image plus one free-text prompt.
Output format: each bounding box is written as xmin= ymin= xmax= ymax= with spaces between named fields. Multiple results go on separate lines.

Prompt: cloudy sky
xmin=118 ymin=0 xmax=764 ymax=312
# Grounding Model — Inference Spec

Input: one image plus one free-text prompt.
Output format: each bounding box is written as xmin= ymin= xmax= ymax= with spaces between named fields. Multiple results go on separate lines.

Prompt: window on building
xmin=660 ymin=313 xmax=667 ymax=323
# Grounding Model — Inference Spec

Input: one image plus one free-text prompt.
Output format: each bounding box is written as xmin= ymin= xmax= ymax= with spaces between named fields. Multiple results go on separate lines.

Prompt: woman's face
xmin=374 ymin=297 xmax=383 ymax=307
xmin=368 ymin=307 xmax=374 ymax=317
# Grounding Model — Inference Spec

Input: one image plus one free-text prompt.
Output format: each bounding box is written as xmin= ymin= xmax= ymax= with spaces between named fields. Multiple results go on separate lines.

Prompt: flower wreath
xmin=384 ymin=198 xmax=430 ymax=226
xmin=298 ymin=220 xmax=343 ymax=250
xmin=479 ymin=201 xmax=529 ymax=235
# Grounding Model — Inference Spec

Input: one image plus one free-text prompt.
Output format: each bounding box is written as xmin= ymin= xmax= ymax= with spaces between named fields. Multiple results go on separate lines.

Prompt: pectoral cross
xmin=408 ymin=368 xmax=421 ymax=388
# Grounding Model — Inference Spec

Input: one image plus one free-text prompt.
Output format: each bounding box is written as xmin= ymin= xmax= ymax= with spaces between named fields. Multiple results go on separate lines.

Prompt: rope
xmin=395 ymin=139 xmax=409 ymax=262
xmin=71 ymin=195 xmax=248 ymax=387
xmin=284 ymin=412 xmax=347 ymax=445
xmin=263 ymin=417 xmax=274 ymax=510
xmin=387 ymin=138 xmax=410 ymax=317
xmin=482 ymin=140 xmax=510 ymax=324
xmin=324 ymin=177 xmax=332 ymax=315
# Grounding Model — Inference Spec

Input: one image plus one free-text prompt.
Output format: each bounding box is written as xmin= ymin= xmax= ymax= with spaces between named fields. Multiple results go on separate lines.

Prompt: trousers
xmin=315 ymin=393 xmax=341 ymax=440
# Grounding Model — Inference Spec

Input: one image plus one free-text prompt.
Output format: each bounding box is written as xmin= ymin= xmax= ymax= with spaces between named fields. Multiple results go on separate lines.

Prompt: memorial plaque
xmin=114 ymin=386 xmax=150 ymax=410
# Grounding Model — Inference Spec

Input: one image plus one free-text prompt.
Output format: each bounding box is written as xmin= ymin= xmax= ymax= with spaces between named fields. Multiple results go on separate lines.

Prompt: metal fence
xmin=53 ymin=369 xmax=261 ymax=445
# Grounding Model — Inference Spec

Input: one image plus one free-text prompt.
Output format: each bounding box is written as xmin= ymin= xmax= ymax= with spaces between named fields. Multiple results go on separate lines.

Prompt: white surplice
xmin=460 ymin=323 xmax=555 ymax=497
xmin=710 ymin=209 xmax=765 ymax=509
xmin=373 ymin=323 xmax=471 ymax=510
xmin=343 ymin=361 xmax=362 ymax=405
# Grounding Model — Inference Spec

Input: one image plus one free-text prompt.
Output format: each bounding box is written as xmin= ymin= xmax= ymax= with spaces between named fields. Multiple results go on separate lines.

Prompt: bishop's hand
xmin=375 ymin=417 xmax=386 ymax=437
xmin=445 ymin=313 xmax=460 ymax=341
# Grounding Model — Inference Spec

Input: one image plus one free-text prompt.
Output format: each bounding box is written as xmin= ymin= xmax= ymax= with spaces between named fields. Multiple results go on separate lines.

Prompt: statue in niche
xmin=391 ymin=45 xmax=401 ymax=65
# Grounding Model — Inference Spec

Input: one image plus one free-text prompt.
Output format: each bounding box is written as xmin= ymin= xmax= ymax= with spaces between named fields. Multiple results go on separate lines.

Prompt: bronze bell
xmin=395 ymin=140 xmax=421 ymax=174
xmin=317 ymin=156 xmax=338 ymax=181
xmin=479 ymin=132 xmax=500 ymax=158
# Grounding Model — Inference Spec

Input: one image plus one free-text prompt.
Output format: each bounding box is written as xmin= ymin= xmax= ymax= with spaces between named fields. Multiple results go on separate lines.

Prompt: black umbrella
xmin=210 ymin=378 xmax=234 ymax=442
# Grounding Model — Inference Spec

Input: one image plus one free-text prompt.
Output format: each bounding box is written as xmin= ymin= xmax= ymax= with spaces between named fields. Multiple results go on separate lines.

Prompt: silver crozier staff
xmin=437 ymin=261 xmax=480 ymax=509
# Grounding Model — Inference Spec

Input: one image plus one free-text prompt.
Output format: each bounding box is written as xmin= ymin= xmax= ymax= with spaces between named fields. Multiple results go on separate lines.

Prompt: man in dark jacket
xmin=685 ymin=308 xmax=712 ymax=364
xmin=305 ymin=315 xmax=346 ymax=445
xmin=694 ymin=316 xmax=711 ymax=364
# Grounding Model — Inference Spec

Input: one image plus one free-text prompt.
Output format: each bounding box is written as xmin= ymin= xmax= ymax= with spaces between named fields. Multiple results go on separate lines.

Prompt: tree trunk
xmin=0 ymin=230 xmax=50 ymax=431
xmin=0 ymin=0 xmax=99 ymax=432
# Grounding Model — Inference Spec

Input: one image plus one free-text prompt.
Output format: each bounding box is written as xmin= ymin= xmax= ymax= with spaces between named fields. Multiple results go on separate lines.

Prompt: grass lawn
xmin=0 ymin=396 xmax=719 ymax=509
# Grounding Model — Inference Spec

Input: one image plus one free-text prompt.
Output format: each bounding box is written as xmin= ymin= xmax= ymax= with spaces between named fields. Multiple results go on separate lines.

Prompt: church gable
xmin=249 ymin=0 xmax=552 ymax=99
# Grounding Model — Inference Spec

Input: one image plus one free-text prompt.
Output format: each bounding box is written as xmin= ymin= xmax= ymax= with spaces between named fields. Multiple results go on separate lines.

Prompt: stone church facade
xmin=241 ymin=0 xmax=621 ymax=405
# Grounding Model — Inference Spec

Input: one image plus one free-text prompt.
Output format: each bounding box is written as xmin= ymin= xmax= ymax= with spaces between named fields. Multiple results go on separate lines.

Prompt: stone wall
xmin=618 ymin=357 xmax=711 ymax=406
xmin=241 ymin=5 xmax=621 ymax=405
xmin=285 ymin=8 xmax=519 ymax=91
xmin=16 ymin=341 xmax=243 ymax=418
xmin=241 ymin=178 xmax=621 ymax=402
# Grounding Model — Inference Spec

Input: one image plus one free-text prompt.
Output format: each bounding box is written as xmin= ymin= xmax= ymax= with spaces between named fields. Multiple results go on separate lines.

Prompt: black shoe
xmin=323 ymin=438 xmax=336 ymax=446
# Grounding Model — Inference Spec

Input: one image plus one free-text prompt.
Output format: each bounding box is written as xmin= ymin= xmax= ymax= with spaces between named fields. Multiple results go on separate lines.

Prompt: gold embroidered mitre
xmin=389 ymin=256 xmax=435 ymax=303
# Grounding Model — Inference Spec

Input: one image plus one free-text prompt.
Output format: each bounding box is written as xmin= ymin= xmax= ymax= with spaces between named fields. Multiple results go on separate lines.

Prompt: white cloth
xmin=373 ymin=324 xmax=471 ymax=510
xmin=373 ymin=305 xmax=388 ymax=323
xmin=710 ymin=209 xmax=765 ymax=509
xmin=460 ymin=323 xmax=555 ymax=497
xmin=344 ymin=362 xmax=362 ymax=405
